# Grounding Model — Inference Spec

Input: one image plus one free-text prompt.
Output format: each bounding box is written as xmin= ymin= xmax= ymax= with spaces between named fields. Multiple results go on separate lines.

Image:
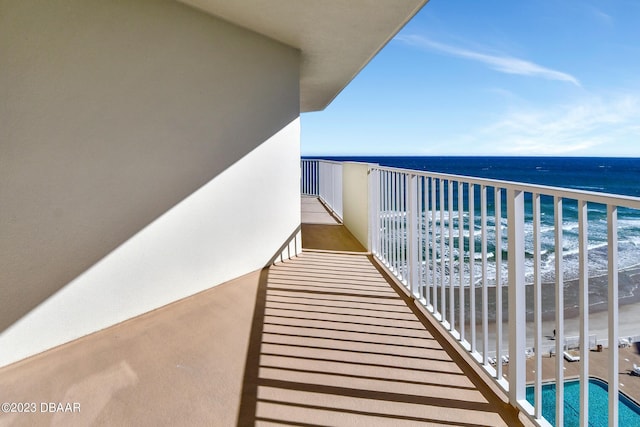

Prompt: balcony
xmin=0 ymin=196 xmax=528 ymax=426
xmin=2 ymin=159 xmax=639 ymax=426
xmin=302 ymin=159 xmax=640 ymax=427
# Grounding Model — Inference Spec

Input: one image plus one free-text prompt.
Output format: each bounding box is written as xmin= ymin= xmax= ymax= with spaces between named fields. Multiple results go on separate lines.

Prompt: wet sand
xmin=425 ymin=265 xmax=640 ymax=354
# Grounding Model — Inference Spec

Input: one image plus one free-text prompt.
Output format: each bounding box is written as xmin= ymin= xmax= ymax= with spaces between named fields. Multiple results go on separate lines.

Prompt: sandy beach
xmin=424 ymin=265 xmax=640 ymax=355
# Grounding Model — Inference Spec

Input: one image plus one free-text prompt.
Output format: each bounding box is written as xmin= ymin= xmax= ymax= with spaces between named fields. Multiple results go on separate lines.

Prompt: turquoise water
xmin=525 ymin=378 xmax=640 ymax=426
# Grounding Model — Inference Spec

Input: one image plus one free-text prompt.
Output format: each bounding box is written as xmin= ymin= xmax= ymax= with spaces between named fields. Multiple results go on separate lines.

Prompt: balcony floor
xmin=0 ymin=198 xmax=524 ymax=426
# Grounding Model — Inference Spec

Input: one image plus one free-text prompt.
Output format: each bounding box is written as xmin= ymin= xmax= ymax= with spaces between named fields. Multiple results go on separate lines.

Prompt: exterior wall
xmin=342 ymin=162 xmax=371 ymax=249
xmin=0 ymin=0 xmax=300 ymax=366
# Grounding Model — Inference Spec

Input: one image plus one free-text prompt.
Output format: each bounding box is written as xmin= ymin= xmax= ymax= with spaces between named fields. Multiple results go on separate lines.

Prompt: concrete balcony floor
xmin=0 ymin=197 xmax=524 ymax=426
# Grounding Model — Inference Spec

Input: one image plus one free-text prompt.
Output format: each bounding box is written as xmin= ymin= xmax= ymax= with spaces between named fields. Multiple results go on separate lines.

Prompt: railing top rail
xmin=370 ymin=163 xmax=640 ymax=210
xmin=301 ymin=159 xmax=343 ymax=165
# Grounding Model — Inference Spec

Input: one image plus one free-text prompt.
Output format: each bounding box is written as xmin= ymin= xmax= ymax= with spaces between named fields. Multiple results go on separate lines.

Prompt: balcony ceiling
xmin=178 ymin=0 xmax=428 ymax=112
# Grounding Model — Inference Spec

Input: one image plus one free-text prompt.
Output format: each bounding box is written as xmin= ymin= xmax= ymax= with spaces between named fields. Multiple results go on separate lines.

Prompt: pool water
xmin=526 ymin=378 xmax=640 ymax=426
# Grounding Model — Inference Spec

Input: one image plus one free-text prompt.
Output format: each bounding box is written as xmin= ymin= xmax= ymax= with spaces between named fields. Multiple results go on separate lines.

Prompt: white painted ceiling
xmin=179 ymin=0 xmax=428 ymax=112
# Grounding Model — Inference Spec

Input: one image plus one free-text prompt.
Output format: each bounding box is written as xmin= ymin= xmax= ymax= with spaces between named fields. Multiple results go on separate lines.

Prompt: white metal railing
xmin=301 ymin=159 xmax=343 ymax=220
xmin=300 ymin=159 xmax=319 ymax=196
xmin=366 ymin=164 xmax=640 ymax=427
xmin=301 ymin=160 xmax=640 ymax=426
xmin=301 ymin=159 xmax=640 ymax=426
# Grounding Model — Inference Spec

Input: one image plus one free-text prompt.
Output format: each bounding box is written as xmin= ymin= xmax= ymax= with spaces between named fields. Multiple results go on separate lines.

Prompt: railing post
xmin=335 ymin=163 xmax=343 ymax=220
xmin=368 ymin=166 xmax=380 ymax=256
xmin=481 ymin=185 xmax=488 ymax=363
xmin=469 ymin=184 xmax=476 ymax=352
xmin=608 ymin=204 xmax=619 ymax=427
xmin=458 ymin=181 xmax=465 ymax=343
xmin=508 ymin=188 xmax=526 ymax=406
xmin=495 ymin=187 xmax=503 ymax=380
xmin=554 ymin=196 xmax=565 ymax=426
xmin=578 ymin=199 xmax=589 ymax=427
xmin=533 ymin=192 xmax=542 ymax=420
xmin=408 ymin=174 xmax=419 ymax=298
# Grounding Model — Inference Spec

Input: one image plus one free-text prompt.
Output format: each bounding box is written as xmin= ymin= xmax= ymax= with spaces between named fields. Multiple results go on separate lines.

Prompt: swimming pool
xmin=526 ymin=377 xmax=640 ymax=426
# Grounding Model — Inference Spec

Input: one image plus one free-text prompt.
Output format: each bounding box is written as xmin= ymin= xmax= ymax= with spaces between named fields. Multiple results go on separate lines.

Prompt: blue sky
xmin=301 ymin=0 xmax=640 ymax=157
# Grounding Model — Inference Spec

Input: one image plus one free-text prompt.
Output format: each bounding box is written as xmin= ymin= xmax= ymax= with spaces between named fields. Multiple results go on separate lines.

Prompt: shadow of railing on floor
xmin=237 ymin=252 xmax=523 ymax=426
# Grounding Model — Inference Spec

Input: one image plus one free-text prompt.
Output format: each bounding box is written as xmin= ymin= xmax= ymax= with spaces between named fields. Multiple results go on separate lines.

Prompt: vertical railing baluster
xmin=469 ymin=184 xmax=476 ymax=353
xmin=399 ymin=173 xmax=405 ymax=282
xmin=402 ymin=173 xmax=407 ymax=285
xmin=382 ymin=171 xmax=387 ymax=265
xmin=308 ymin=160 xmax=312 ymax=194
xmin=387 ymin=171 xmax=392 ymax=266
xmin=495 ymin=187 xmax=503 ymax=380
xmin=388 ymin=171 xmax=392 ymax=265
xmin=508 ymin=189 xmax=526 ymax=406
xmin=481 ymin=185 xmax=488 ymax=363
xmin=408 ymin=174 xmax=419 ymax=298
xmin=390 ymin=172 xmax=395 ymax=272
xmin=555 ymin=196 xmax=565 ymax=427
xmin=578 ymin=200 xmax=589 ymax=427
xmin=375 ymin=169 xmax=380 ymax=257
xmin=397 ymin=174 xmax=402 ymax=281
xmin=608 ymin=204 xmax=619 ymax=427
xmin=309 ymin=160 xmax=312 ymax=195
xmin=314 ymin=160 xmax=317 ymax=194
xmin=418 ymin=176 xmax=424 ymax=300
xmin=440 ymin=178 xmax=446 ymax=318
xmin=533 ymin=193 xmax=542 ymax=420
xmin=394 ymin=174 xmax=398 ymax=268
xmin=431 ymin=177 xmax=437 ymax=311
xmin=459 ymin=181 xmax=465 ymax=343
xmin=397 ymin=172 xmax=402 ymax=278
xmin=304 ymin=160 xmax=308 ymax=195
xmin=327 ymin=162 xmax=333 ymax=209
xmin=379 ymin=171 xmax=384 ymax=262
xmin=424 ymin=177 xmax=433 ymax=308
xmin=379 ymin=171 xmax=383 ymax=261
xmin=448 ymin=180 xmax=455 ymax=331
xmin=318 ymin=162 xmax=323 ymax=200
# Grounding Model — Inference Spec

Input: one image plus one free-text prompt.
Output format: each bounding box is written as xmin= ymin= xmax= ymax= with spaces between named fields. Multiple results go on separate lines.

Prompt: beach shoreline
xmin=425 ymin=266 xmax=640 ymax=353
xmin=438 ymin=265 xmax=640 ymax=321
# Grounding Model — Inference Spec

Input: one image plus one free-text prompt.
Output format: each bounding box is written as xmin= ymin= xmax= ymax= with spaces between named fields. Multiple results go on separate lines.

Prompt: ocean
xmin=309 ymin=155 xmax=640 ymax=196
xmin=305 ymin=156 xmax=640 ymax=316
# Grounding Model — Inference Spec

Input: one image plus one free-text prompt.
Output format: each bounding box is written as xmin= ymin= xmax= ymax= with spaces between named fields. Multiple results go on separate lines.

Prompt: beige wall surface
xmin=0 ymin=0 xmax=300 ymax=366
xmin=342 ymin=162 xmax=371 ymax=250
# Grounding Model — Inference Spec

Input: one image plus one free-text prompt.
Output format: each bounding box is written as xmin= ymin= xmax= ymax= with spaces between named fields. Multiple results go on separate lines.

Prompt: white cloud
xmin=585 ymin=5 xmax=613 ymax=26
xmin=396 ymin=35 xmax=580 ymax=86
xmin=475 ymin=96 xmax=640 ymax=155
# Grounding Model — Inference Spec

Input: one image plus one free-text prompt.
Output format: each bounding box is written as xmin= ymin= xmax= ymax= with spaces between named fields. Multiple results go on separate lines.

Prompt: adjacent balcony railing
xmin=301 ymin=158 xmax=640 ymax=427
xmin=301 ymin=159 xmax=343 ymax=220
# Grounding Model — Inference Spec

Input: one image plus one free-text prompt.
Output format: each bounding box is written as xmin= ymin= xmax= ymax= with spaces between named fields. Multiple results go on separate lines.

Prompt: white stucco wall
xmin=342 ymin=162 xmax=371 ymax=250
xmin=0 ymin=0 xmax=301 ymax=366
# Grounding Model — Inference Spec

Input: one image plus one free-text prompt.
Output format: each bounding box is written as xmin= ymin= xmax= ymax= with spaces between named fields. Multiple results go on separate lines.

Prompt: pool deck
xmin=503 ymin=345 xmax=640 ymax=403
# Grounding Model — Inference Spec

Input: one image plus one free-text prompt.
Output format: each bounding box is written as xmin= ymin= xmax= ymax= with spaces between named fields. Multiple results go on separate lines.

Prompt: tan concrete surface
xmin=0 ymin=219 xmax=524 ymax=426
xmin=0 ymin=269 xmax=262 ymax=427
xmin=301 ymin=196 xmax=367 ymax=252
xmin=242 ymin=250 xmax=523 ymax=426
xmin=301 ymin=196 xmax=341 ymax=225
